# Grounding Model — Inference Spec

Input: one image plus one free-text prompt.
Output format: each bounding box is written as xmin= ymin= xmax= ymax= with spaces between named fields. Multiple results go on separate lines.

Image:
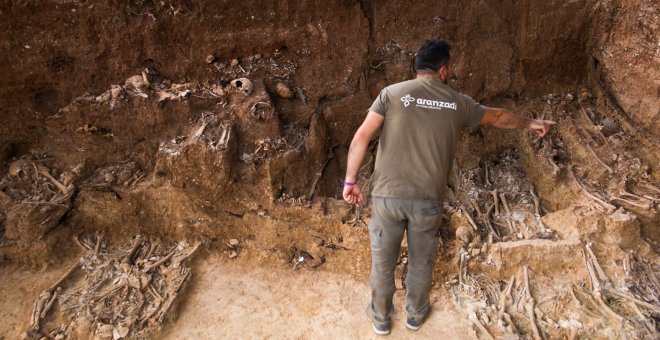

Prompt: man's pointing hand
xmin=528 ymin=119 xmax=556 ymax=138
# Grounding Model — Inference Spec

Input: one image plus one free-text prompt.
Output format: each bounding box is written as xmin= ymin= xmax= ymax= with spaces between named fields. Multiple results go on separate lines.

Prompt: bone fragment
xmin=594 ymin=294 xmax=624 ymax=322
xmin=40 ymin=287 xmax=60 ymax=319
xmin=580 ymin=107 xmax=611 ymax=149
xmin=94 ymin=231 xmax=103 ymax=258
xmin=569 ymin=285 xmax=582 ymax=307
xmin=47 ymin=260 xmax=79 ymax=293
xmin=585 ymin=144 xmax=614 ymax=174
xmin=458 ymin=248 xmax=466 ymax=285
xmin=218 ymin=125 xmax=230 ymax=148
xmin=582 ymin=248 xmax=625 ymax=323
xmin=142 ymin=246 xmax=177 ymax=273
xmin=530 ymin=189 xmax=548 ymax=232
xmin=30 ymin=292 xmax=51 ymax=330
xmin=585 ymin=243 xmax=609 ymax=283
xmin=523 ymin=265 xmax=542 ymax=340
xmin=619 ymin=188 xmax=652 ymax=202
xmin=583 ymin=250 xmax=601 ymax=292
xmin=640 ymin=182 xmax=660 ymax=194
xmin=156 ymin=270 xmax=190 ymax=323
xmin=567 ymin=166 xmax=615 ymax=213
xmin=140 ymin=297 xmax=162 ymax=325
xmin=469 ymin=311 xmax=495 ymax=340
xmin=191 ymin=121 xmax=208 ymax=142
xmin=124 ymin=235 xmax=143 ymax=264
xmin=74 ymin=234 xmax=92 ymax=251
xmin=491 ymin=190 xmax=500 ymax=216
xmin=609 ymin=291 xmax=660 ymax=314
xmin=38 ymin=168 xmax=73 ymax=195
xmin=611 ymin=196 xmax=652 ymax=210
xmin=498 ymin=193 xmax=515 ymax=235
xmin=623 ymin=252 xmax=632 ymax=277
xmin=485 ymin=203 xmax=501 ymax=239
xmin=460 ymin=205 xmax=479 ymax=231
xmin=173 ymin=241 xmax=201 ymax=267
xmin=498 ymin=276 xmax=515 ymax=320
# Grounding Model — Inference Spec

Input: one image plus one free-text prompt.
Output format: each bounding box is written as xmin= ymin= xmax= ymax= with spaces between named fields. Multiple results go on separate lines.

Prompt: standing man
xmin=343 ymin=39 xmax=554 ymax=335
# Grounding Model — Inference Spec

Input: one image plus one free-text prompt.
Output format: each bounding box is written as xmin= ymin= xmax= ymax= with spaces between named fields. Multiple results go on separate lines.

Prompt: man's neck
xmin=416 ymin=72 xmax=446 ymax=84
xmin=416 ymin=73 xmax=437 ymax=79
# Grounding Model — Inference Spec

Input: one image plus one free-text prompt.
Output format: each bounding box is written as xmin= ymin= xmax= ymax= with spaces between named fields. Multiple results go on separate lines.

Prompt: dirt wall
xmin=4 ymin=0 xmax=655 ymax=150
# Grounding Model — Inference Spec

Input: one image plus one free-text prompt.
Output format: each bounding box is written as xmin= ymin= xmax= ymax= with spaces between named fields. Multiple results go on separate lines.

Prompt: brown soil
xmin=1 ymin=1 xmax=658 ymax=339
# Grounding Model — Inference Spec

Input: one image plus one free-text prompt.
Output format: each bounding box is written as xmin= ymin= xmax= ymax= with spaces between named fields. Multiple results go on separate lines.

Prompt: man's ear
xmin=438 ymin=66 xmax=448 ymax=81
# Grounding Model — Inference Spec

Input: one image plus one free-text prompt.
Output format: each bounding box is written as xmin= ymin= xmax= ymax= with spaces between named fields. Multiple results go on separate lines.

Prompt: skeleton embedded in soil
xmin=25 ymin=234 xmax=201 ymax=340
xmin=452 ymin=149 xmax=549 ymax=243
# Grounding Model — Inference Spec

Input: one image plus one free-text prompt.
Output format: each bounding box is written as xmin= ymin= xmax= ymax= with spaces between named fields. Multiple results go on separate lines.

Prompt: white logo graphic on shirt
xmin=400 ymin=94 xmax=415 ymax=107
xmin=401 ymin=93 xmax=457 ymax=110
xmin=415 ymin=98 xmax=457 ymax=110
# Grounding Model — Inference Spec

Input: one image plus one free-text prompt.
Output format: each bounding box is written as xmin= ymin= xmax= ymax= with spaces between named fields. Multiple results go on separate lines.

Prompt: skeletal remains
xmin=24 ymin=234 xmax=201 ymax=340
xmin=445 ymin=138 xmax=659 ymax=338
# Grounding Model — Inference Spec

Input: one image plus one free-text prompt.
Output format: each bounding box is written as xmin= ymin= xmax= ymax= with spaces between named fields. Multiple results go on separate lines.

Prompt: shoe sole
xmin=372 ymin=323 xmax=391 ymax=336
xmin=405 ymin=321 xmax=422 ymax=331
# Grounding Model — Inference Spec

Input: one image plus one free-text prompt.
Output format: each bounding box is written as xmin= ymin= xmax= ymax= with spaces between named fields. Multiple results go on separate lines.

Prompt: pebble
xmin=229 ymin=238 xmax=239 ymax=246
xmin=230 ymin=58 xmax=239 ymax=66
xmin=205 ymin=54 xmax=216 ymax=64
xmin=229 ymin=251 xmax=238 ymax=259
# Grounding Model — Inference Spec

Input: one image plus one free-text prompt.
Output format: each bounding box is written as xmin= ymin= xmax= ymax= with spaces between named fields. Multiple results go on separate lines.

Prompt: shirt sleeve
xmin=461 ymin=94 xmax=486 ymax=128
xmin=368 ymin=88 xmax=389 ymax=117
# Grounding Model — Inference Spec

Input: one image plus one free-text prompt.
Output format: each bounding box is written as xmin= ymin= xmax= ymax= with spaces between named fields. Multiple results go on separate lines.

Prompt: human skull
xmin=230 ymin=78 xmax=253 ymax=95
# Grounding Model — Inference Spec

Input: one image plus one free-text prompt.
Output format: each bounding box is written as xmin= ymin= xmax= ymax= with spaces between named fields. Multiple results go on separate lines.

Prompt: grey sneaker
xmin=405 ymin=317 xmax=424 ymax=331
xmin=366 ymin=303 xmax=391 ymax=336
xmin=406 ymin=308 xmax=431 ymax=331
xmin=372 ymin=321 xmax=391 ymax=336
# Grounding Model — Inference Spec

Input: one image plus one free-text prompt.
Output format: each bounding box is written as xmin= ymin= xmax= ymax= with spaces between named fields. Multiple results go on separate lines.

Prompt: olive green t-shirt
xmin=368 ymin=77 xmax=485 ymax=201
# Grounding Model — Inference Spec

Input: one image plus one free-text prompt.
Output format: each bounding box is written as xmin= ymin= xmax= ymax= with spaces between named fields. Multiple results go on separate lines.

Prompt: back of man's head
xmin=415 ymin=39 xmax=451 ymax=73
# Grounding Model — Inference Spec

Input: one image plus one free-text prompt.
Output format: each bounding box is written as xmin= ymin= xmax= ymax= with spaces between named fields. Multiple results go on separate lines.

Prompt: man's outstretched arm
xmin=480 ymin=107 xmax=555 ymax=137
xmin=343 ymin=111 xmax=384 ymax=206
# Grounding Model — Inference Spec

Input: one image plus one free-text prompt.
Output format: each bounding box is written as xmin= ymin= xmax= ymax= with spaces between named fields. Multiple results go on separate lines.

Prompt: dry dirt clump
xmin=24 ymin=233 xmax=200 ymax=340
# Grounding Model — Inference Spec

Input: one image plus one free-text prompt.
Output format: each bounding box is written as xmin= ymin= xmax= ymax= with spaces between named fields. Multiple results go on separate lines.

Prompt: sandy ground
xmin=0 ymin=255 xmax=470 ymax=339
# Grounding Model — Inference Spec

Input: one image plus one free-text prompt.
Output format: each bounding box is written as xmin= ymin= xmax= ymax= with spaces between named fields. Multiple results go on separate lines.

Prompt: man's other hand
xmin=528 ymin=119 xmax=556 ymax=137
xmin=343 ymin=184 xmax=365 ymax=207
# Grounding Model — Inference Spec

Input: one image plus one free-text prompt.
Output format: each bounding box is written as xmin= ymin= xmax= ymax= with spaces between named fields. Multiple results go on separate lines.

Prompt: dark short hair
xmin=415 ymin=39 xmax=451 ymax=72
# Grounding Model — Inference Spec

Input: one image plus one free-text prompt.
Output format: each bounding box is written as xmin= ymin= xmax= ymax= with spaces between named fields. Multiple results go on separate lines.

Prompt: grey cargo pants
xmin=368 ymin=197 xmax=442 ymax=325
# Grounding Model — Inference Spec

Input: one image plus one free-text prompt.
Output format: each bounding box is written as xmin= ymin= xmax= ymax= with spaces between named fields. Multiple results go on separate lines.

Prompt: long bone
xmin=567 ymin=166 xmax=615 ymax=213
xmin=610 ymin=196 xmax=652 ymax=210
xmin=460 ymin=205 xmax=479 ymax=231
xmin=469 ymin=198 xmax=499 ymax=239
xmin=523 ymin=265 xmax=542 ymax=340
xmin=498 ymin=193 xmax=515 ymax=236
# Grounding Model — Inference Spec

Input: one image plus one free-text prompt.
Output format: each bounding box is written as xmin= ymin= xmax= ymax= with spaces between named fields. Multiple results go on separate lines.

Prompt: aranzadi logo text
xmin=400 ymin=94 xmax=457 ymax=110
